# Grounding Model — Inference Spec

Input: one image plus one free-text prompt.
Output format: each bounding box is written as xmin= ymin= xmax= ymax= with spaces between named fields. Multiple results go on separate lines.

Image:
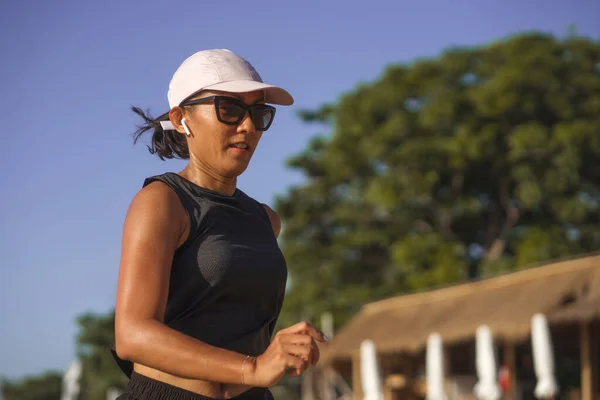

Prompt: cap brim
xmin=203 ymin=80 xmax=294 ymax=106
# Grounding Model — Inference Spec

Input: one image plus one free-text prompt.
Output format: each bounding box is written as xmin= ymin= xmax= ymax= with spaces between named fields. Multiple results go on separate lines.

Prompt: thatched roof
xmin=322 ymin=254 xmax=600 ymax=363
xmin=550 ymin=295 xmax=600 ymax=323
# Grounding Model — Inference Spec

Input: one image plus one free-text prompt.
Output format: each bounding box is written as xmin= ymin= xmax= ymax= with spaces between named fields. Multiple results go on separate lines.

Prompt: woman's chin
xmin=222 ymin=161 xmax=251 ymax=178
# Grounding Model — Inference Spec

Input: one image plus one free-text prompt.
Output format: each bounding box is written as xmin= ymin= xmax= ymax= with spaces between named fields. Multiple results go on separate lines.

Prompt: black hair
xmin=131 ymin=107 xmax=190 ymax=160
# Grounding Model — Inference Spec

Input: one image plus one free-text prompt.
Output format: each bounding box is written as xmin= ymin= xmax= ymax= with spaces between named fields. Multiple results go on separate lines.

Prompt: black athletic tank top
xmin=111 ymin=172 xmax=288 ymax=378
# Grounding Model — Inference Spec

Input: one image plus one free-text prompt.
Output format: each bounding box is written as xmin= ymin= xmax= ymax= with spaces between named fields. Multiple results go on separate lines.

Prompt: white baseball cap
xmin=167 ymin=49 xmax=294 ymax=108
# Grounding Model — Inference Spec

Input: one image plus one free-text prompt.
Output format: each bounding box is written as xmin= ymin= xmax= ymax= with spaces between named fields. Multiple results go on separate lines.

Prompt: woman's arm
xmin=114 ymin=181 xmax=252 ymax=384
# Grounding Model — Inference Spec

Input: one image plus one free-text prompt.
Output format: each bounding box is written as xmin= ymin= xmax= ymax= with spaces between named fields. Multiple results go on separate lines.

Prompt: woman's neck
xmin=180 ymin=164 xmax=237 ymax=197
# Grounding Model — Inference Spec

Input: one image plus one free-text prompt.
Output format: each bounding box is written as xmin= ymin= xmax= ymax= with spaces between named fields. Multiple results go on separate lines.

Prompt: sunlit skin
xmin=115 ymin=89 xmax=326 ymax=399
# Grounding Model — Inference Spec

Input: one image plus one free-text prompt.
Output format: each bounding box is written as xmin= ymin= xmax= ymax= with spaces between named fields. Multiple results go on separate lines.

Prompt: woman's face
xmin=170 ymin=90 xmax=268 ymax=179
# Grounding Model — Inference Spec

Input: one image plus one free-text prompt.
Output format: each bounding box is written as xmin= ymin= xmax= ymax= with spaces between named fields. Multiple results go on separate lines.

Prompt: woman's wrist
xmin=241 ymin=355 xmax=251 ymax=384
xmin=241 ymin=355 xmax=258 ymax=386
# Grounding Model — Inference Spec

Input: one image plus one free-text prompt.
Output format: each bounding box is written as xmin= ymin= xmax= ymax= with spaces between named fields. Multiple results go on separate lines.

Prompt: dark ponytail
xmin=131 ymin=107 xmax=190 ymax=160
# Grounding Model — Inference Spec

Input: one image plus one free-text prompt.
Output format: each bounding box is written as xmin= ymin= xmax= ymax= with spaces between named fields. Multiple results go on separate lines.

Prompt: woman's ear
xmin=168 ymin=107 xmax=187 ymax=135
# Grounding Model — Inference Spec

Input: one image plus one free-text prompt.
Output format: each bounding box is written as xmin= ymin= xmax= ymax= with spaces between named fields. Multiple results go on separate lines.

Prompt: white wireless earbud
xmin=181 ymin=118 xmax=192 ymax=137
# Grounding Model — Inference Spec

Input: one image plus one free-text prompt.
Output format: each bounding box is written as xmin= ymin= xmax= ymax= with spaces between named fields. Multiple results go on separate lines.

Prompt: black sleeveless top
xmin=111 ymin=173 xmax=288 ymax=378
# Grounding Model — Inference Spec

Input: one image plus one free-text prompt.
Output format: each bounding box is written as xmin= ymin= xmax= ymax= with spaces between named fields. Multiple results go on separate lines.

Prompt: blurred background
xmin=1 ymin=1 xmax=599 ymax=399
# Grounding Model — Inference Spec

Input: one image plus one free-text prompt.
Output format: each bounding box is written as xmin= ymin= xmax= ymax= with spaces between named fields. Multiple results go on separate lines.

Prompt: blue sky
xmin=0 ymin=0 xmax=598 ymax=379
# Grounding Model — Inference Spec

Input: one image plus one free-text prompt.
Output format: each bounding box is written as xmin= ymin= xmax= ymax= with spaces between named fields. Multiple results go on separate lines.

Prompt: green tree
xmin=1 ymin=371 xmax=62 ymax=400
xmin=275 ymin=33 xmax=600 ymax=329
xmin=76 ymin=310 xmax=128 ymax=400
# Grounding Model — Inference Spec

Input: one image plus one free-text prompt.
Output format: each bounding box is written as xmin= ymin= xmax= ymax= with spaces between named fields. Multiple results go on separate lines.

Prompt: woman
xmin=112 ymin=49 xmax=327 ymax=400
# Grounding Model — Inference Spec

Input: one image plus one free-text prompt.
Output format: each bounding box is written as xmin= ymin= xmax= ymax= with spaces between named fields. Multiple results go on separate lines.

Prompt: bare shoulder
xmin=261 ymin=203 xmax=281 ymax=238
xmin=124 ymin=180 xmax=189 ymax=250
xmin=133 ymin=180 xmax=180 ymax=208
xmin=116 ymin=180 xmax=189 ymax=330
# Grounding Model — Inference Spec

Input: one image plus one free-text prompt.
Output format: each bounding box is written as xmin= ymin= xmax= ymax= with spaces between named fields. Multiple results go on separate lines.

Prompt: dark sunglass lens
xmin=217 ymin=99 xmax=245 ymax=123
xmin=250 ymin=107 xmax=273 ymax=130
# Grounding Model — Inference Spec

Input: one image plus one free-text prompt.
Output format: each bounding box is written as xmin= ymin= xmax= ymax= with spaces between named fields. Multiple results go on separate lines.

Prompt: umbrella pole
xmin=581 ymin=321 xmax=592 ymax=400
xmin=352 ymin=352 xmax=363 ymax=400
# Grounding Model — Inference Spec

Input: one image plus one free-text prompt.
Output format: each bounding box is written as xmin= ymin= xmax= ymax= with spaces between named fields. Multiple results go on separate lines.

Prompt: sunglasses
xmin=179 ymin=95 xmax=277 ymax=131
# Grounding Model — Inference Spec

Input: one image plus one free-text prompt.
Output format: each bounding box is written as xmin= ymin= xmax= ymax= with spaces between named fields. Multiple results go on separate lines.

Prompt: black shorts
xmin=117 ymin=371 xmax=274 ymax=400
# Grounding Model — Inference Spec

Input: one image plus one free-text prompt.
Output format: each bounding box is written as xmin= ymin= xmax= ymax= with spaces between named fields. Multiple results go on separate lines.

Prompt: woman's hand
xmin=248 ymin=321 xmax=328 ymax=387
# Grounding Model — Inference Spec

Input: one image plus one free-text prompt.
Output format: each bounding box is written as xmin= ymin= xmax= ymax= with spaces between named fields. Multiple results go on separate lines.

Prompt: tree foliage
xmin=275 ymin=33 xmax=600 ymax=330
xmin=1 ymin=311 xmax=127 ymax=400
xmin=76 ymin=310 xmax=128 ymax=400
xmin=1 ymin=371 xmax=62 ymax=400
